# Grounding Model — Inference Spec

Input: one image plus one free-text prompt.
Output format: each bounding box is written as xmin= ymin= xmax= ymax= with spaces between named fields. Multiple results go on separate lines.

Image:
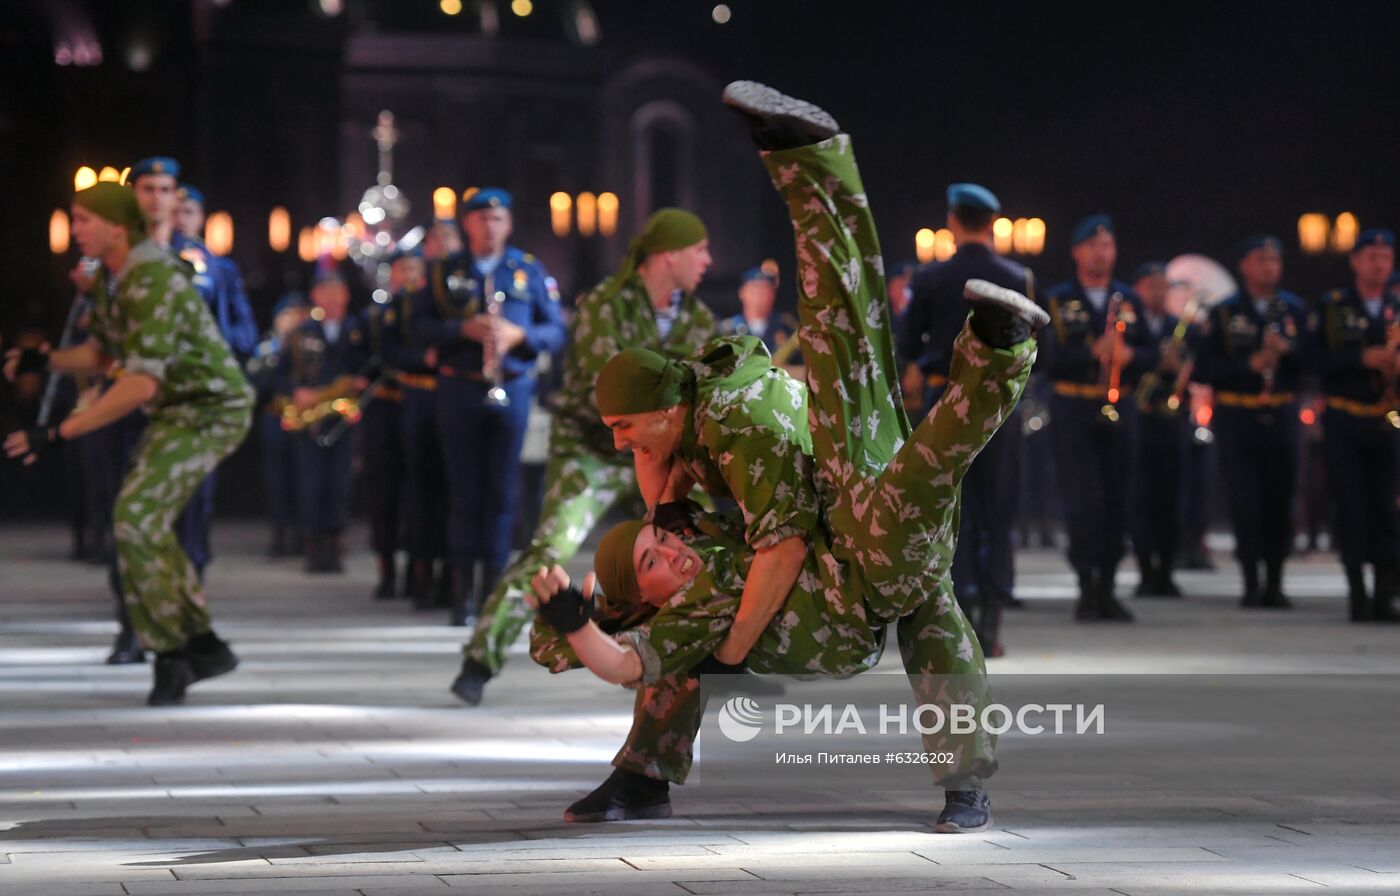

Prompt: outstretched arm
xmin=528 ymin=565 xmax=644 ymax=685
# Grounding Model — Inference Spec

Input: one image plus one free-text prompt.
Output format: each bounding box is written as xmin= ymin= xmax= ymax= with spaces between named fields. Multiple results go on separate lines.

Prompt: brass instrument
xmin=314 ymin=367 xmax=391 ymax=447
xmin=280 ymin=374 xmax=359 ymax=435
xmin=1135 ymin=290 xmax=1205 ymax=414
xmin=1098 ymin=292 xmax=1125 ymax=423
xmin=483 ymin=270 xmax=509 ymax=407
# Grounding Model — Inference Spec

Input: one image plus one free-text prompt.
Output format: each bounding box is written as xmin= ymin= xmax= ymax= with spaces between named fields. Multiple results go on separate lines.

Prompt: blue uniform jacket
xmin=409 ymin=246 xmax=565 ymax=378
xmin=1305 ymin=286 xmax=1400 ymax=404
xmin=900 ymin=243 xmax=1035 ymax=379
xmin=1193 ymin=291 xmax=1305 ymax=396
xmin=1037 ymin=279 xmax=1159 ymax=387
xmin=172 ymin=233 xmax=259 ymax=359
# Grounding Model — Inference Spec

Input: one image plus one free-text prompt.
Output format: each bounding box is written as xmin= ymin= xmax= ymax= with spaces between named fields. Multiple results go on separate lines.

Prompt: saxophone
xmin=280 ymin=374 xmax=359 ymax=434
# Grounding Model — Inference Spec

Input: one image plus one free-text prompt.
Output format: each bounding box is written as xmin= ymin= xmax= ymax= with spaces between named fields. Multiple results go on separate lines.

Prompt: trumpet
xmin=1098 ymin=292 xmax=1126 ymax=424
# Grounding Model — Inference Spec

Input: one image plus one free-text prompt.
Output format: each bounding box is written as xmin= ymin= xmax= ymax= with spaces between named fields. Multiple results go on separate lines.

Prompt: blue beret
xmin=946 ymin=183 xmax=1001 ymax=215
xmin=388 ymin=246 xmax=422 ymax=263
xmin=1235 ymin=234 xmax=1282 ymax=262
xmin=1071 ymin=214 xmax=1114 ymax=246
xmin=888 ymin=259 xmax=918 ymax=277
xmin=179 ymin=184 xmax=205 ymax=207
xmin=130 ymin=156 xmax=181 ymax=181
xmin=741 ymin=266 xmax=778 ymax=286
xmin=1354 ymin=228 xmax=1396 ymax=253
xmin=312 ymin=270 xmax=346 ymax=287
xmin=273 ymin=292 xmax=308 ymax=316
xmin=1132 ymin=260 xmax=1167 ymax=282
xmin=462 ymin=188 xmax=512 ymax=213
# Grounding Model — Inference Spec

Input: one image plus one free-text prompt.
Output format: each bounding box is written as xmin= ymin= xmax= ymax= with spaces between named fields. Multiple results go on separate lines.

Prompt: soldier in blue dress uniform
xmin=409 ymin=189 xmax=567 ymax=626
xmin=358 ymin=251 xmax=423 ymax=598
xmin=898 ymin=183 xmax=1035 ymax=654
xmin=718 ymin=264 xmax=801 ymax=373
xmin=1127 ymin=261 xmax=1191 ymax=598
xmin=1305 ymin=228 xmax=1399 ymax=621
xmin=1038 ymin=215 xmax=1158 ymax=622
xmin=245 ymin=293 xmax=309 ymax=558
xmin=165 ymin=179 xmax=259 ymax=578
xmin=274 ymin=272 xmax=367 ymax=573
xmin=1192 ymin=236 xmax=1305 ymax=609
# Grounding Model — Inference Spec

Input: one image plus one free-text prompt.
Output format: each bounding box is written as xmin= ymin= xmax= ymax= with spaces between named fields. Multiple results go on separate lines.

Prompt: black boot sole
xmin=721 ymin=80 xmax=839 ymax=142
xmin=964 ymin=279 xmax=1051 ymax=330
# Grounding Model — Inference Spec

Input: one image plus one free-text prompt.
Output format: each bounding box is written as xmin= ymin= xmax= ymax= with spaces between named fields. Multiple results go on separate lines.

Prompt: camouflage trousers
xmin=604 ymin=135 xmax=1031 ymax=785
xmin=465 ymin=431 xmax=642 ymax=673
xmin=115 ymin=407 xmax=250 ymax=652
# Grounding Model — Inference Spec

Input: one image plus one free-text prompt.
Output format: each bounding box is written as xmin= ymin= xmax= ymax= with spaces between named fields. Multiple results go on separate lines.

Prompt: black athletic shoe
xmin=449 ymin=657 xmax=493 ymax=706
xmin=964 ymin=279 xmax=1050 ymax=348
xmin=935 ymin=789 xmax=992 ymax=834
xmin=721 ymin=80 xmax=840 ymax=151
xmin=187 ymin=631 xmax=239 ymax=683
xmin=148 ymin=650 xmax=194 ymax=706
xmin=564 ymin=769 xmax=672 ymax=823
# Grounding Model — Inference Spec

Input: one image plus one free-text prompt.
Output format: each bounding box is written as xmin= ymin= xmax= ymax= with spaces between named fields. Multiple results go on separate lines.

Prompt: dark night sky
xmin=591 ymin=0 xmax=1400 ymax=286
xmin=6 ymin=0 xmax=1400 ymax=299
xmin=2 ymin=0 xmax=1399 ymax=517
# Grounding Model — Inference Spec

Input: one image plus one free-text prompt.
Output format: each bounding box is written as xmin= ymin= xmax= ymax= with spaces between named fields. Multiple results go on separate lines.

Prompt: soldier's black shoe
xmin=268 ymin=527 xmax=292 ymax=559
xmin=1155 ymin=572 xmax=1183 ymax=597
xmin=1098 ymin=571 xmax=1134 ymax=622
xmin=1371 ymin=569 xmax=1399 ymax=622
xmin=721 ymin=80 xmax=840 ymax=151
xmin=965 ymin=280 xmax=1050 ymax=349
xmin=148 ymin=650 xmax=194 ymax=706
xmin=698 ymin=670 xmax=786 ymax=698
xmin=449 ymin=657 xmax=493 ymax=706
xmin=375 ymin=553 xmax=398 ymax=600
xmin=1073 ymin=570 xmax=1097 ymax=621
xmin=935 ymin=789 xmax=992 ymax=834
xmin=324 ymin=536 xmax=346 ymax=574
xmin=564 ymin=769 xmax=672 ymax=823
xmin=106 ymin=626 xmax=147 ymax=665
xmin=448 ymin=566 xmax=479 ymax=627
xmin=187 ymin=631 xmax=239 ymax=683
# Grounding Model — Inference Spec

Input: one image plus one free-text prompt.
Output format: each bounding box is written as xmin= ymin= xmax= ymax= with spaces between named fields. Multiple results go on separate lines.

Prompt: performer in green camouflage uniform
xmin=448 ymin=209 xmax=717 ymax=705
xmin=529 ymin=82 xmax=1044 ymax=831
xmin=4 ymin=182 xmax=253 ymax=707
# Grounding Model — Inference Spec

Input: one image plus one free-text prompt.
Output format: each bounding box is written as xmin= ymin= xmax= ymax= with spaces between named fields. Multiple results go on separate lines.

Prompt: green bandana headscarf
xmin=73 ymin=182 xmax=145 ymax=245
xmin=602 ymin=207 xmax=707 ymax=296
xmin=595 ymin=347 xmax=695 ymax=416
xmin=595 ymin=519 xmax=646 ymax=608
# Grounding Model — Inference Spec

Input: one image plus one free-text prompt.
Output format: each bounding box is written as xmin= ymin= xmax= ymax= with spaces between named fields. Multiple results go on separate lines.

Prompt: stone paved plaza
xmin=2 ymin=522 xmax=1398 ymax=895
